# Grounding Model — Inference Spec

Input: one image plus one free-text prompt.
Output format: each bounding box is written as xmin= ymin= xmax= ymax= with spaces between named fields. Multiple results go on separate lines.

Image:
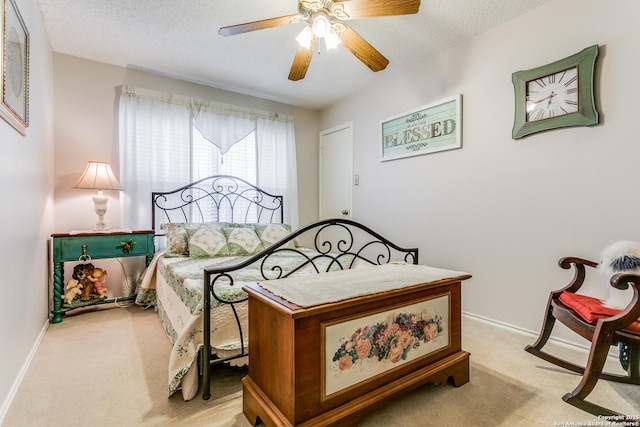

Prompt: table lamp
xmin=74 ymin=161 xmax=123 ymax=230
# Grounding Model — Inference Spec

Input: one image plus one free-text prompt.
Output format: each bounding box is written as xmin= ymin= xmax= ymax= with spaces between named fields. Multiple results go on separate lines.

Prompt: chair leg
xmin=523 ymin=300 xmax=588 ymax=373
xmin=562 ymin=325 xmax=615 ymax=416
xmin=525 ymin=299 xmax=556 ymax=353
xmin=562 ymin=394 xmax=624 ymax=417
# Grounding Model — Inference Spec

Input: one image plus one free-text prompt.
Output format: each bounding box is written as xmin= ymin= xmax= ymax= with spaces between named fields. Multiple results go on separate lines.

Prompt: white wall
xmin=0 ymin=0 xmax=54 ymax=420
xmin=320 ymin=0 xmax=640 ymax=345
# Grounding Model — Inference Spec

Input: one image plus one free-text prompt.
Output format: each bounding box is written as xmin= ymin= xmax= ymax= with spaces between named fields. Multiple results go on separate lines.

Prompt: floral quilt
xmin=151 ymin=249 xmax=356 ymax=399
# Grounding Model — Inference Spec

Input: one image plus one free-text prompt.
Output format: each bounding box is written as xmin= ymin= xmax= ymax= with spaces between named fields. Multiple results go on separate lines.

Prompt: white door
xmin=319 ymin=122 xmax=353 ymax=220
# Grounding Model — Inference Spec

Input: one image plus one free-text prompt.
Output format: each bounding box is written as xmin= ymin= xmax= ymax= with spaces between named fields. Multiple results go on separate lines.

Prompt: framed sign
xmin=0 ymin=0 xmax=29 ymax=135
xmin=381 ymin=94 xmax=462 ymax=161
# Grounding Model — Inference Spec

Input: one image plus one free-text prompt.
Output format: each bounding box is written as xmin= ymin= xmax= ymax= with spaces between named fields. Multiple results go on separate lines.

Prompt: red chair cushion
xmin=559 ymin=291 xmax=640 ymax=334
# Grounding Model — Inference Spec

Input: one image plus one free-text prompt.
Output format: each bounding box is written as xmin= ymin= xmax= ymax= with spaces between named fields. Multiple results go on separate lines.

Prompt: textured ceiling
xmin=37 ymin=0 xmax=550 ymax=110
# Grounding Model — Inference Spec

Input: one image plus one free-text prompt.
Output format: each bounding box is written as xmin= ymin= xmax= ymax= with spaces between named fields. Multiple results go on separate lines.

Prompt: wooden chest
xmin=242 ymin=264 xmax=471 ymax=426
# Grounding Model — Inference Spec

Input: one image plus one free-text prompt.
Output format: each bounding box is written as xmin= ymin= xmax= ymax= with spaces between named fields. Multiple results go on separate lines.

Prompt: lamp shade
xmin=295 ymin=25 xmax=313 ymax=50
xmin=74 ymin=161 xmax=123 ymax=191
xmin=311 ymin=12 xmax=331 ymax=38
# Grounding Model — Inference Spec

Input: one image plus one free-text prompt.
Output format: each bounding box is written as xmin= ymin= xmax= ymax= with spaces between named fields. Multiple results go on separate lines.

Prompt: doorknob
xmin=342 ymin=210 xmax=349 ymax=215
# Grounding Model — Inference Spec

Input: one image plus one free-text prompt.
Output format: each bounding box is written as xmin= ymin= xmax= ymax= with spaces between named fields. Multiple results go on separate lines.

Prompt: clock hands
xmin=529 ymin=91 xmax=557 ymax=105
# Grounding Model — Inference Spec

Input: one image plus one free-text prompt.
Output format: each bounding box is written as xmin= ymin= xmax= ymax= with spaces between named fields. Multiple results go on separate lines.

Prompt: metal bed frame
xmin=151 ymin=175 xmax=419 ymax=400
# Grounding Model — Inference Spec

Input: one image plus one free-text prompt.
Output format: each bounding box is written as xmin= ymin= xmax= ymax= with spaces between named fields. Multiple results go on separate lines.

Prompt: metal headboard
xmin=151 ymin=175 xmax=284 ymax=233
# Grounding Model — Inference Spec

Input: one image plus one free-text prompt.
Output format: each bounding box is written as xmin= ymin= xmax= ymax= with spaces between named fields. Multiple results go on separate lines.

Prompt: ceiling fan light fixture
xmin=311 ymin=12 xmax=331 ymax=38
xmin=323 ymin=28 xmax=341 ymax=50
xmin=295 ymin=25 xmax=313 ymax=49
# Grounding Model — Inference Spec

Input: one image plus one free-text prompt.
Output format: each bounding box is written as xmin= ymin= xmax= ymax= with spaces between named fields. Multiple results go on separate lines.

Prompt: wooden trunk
xmin=242 ymin=272 xmax=470 ymax=426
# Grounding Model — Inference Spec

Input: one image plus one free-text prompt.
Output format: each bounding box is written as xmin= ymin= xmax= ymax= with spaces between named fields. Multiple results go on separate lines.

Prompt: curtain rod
xmin=119 ymin=85 xmax=293 ymax=122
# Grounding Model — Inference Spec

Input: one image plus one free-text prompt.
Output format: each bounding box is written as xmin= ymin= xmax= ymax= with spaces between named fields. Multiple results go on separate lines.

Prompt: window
xmin=118 ymin=86 xmax=298 ymax=230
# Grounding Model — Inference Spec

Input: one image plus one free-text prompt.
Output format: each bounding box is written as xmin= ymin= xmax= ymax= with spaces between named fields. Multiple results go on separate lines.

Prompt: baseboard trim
xmin=0 ymin=320 xmax=49 ymax=425
xmin=462 ymin=311 xmax=595 ymax=355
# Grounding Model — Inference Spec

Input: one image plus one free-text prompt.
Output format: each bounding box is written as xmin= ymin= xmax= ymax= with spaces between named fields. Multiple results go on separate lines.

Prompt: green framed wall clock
xmin=512 ymin=45 xmax=599 ymax=139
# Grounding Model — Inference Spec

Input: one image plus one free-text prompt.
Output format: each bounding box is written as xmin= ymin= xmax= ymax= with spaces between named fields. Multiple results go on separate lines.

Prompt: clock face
xmin=525 ymin=67 xmax=578 ymax=122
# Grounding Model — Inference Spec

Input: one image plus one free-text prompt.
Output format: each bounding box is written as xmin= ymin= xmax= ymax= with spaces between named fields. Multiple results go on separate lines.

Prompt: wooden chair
xmin=525 ymin=256 xmax=640 ymax=416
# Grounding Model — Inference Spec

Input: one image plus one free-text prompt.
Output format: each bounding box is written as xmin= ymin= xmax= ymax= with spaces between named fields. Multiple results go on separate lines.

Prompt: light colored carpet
xmin=3 ymin=304 xmax=639 ymax=426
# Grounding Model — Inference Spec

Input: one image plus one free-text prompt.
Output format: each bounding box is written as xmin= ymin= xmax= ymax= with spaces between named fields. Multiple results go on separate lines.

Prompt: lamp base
xmin=93 ymin=192 xmax=109 ymax=230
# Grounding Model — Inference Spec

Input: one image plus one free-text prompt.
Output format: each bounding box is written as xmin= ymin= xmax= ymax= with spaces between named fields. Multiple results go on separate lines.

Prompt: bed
xmin=137 ymin=175 xmax=421 ymax=400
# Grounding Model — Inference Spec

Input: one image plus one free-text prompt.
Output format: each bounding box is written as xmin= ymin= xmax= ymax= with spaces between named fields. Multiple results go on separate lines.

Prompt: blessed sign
xmin=381 ymin=95 xmax=462 ymax=161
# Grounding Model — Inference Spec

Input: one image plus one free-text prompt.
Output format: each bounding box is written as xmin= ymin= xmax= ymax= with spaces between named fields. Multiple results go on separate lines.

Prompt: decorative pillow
xmin=223 ymin=227 xmax=264 ymax=256
xmin=188 ymin=227 xmax=229 ymax=258
xmin=253 ymin=223 xmax=296 ymax=249
xmin=161 ymin=223 xmax=189 ymax=257
xmin=161 ymin=222 xmax=270 ymax=258
xmin=559 ymin=291 xmax=640 ymax=334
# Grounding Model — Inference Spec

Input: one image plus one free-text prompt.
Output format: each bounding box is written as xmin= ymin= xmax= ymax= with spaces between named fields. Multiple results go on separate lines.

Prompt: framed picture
xmin=0 ymin=0 xmax=29 ymax=135
xmin=380 ymin=94 xmax=462 ymax=161
xmin=322 ymin=293 xmax=450 ymax=398
xmin=511 ymin=45 xmax=598 ymax=139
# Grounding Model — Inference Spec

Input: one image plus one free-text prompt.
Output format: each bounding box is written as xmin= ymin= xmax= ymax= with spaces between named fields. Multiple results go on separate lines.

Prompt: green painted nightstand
xmin=50 ymin=230 xmax=154 ymax=323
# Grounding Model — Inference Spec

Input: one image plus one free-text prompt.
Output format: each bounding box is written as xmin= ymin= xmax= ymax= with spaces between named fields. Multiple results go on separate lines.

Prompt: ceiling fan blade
xmin=288 ymin=38 xmax=319 ymax=81
xmin=219 ymin=14 xmax=304 ymax=36
xmin=338 ymin=0 xmax=420 ymax=19
xmin=338 ymin=25 xmax=389 ymax=72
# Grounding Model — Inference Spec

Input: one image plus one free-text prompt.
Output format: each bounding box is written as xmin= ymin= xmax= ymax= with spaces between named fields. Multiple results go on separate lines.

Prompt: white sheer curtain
xmin=256 ymin=117 xmax=298 ymax=226
xmin=118 ymin=86 xmax=299 ymax=229
xmin=118 ymin=87 xmax=192 ymax=230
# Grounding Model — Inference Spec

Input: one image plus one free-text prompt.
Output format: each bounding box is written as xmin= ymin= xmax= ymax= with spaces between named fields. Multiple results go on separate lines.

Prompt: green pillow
xmin=188 ymin=227 xmax=230 ymax=258
xmin=223 ymin=227 xmax=264 ymax=256
xmin=253 ymin=223 xmax=297 ymax=249
xmin=160 ymin=223 xmax=189 ymax=257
